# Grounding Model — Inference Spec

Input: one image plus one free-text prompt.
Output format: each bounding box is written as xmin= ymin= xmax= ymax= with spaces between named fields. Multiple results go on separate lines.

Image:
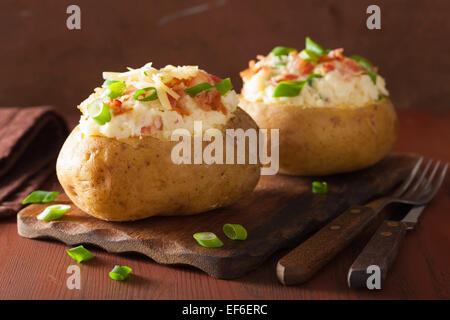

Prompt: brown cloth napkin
xmin=0 ymin=106 xmax=68 ymax=217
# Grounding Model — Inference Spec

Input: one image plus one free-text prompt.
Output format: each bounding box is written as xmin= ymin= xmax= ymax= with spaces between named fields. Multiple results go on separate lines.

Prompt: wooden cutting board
xmin=17 ymin=153 xmax=418 ymax=279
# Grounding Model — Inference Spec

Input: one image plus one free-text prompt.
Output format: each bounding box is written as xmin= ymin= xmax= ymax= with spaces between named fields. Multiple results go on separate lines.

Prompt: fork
xmin=347 ymin=159 xmax=448 ymax=288
xmin=276 ymin=157 xmax=448 ymax=286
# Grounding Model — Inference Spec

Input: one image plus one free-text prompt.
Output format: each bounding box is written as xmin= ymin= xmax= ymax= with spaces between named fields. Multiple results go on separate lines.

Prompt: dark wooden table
xmin=0 ymin=108 xmax=448 ymax=299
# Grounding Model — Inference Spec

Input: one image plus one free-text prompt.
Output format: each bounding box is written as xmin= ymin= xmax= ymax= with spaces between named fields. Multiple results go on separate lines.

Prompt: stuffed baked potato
xmin=57 ymin=64 xmax=261 ymax=221
xmin=240 ymin=38 xmax=398 ymax=176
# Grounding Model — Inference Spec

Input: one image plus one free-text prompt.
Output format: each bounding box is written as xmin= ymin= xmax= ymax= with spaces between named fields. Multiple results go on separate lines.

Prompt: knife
xmin=276 ymin=198 xmax=386 ymax=286
xmin=347 ymin=205 xmax=426 ymax=289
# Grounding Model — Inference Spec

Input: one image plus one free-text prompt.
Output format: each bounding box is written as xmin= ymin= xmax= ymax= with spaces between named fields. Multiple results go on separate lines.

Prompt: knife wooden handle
xmin=347 ymin=220 xmax=407 ymax=289
xmin=276 ymin=205 xmax=377 ymax=285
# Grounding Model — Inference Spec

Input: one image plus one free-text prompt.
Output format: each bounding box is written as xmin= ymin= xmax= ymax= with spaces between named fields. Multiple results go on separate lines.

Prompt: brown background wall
xmin=1 ymin=0 xmax=449 ymax=117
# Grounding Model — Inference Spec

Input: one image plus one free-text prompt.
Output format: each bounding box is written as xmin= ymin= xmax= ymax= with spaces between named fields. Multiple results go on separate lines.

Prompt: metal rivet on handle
xmin=387 ymin=221 xmax=399 ymax=227
xmin=350 ymin=208 xmax=361 ymax=214
xmin=380 ymin=231 xmax=392 ymax=237
xmin=330 ymin=225 xmax=341 ymax=230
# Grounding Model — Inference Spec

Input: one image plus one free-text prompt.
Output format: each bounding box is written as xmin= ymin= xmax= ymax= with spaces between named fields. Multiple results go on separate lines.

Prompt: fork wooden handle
xmin=347 ymin=220 xmax=407 ymax=289
xmin=276 ymin=205 xmax=377 ymax=285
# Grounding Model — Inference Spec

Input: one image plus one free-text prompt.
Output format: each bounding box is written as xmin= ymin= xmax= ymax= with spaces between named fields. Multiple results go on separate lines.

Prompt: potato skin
xmin=240 ymin=98 xmax=398 ymax=176
xmin=56 ymin=108 xmax=261 ymax=221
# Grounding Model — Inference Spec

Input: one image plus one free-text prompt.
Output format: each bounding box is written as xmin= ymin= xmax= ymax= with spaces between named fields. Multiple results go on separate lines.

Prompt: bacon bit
xmin=322 ymin=62 xmax=335 ymax=73
xmin=319 ymin=48 xmax=344 ymax=63
xmin=208 ymin=73 xmax=223 ymax=83
xmin=141 ymin=116 xmax=164 ymax=136
xmin=295 ymin=58 xmax=314 ymax=76
xmin=337 ymin=57 xmax=365 ymax=80
xmin=194 ymin=88 xmax=227 ymax=115
xmin=108 ymin=99 xmax=132 ymax=116
xmin=274 ymin=73 xmax=299 ymax=83
xmin=342 ymin=57 xmax=365 ymax=73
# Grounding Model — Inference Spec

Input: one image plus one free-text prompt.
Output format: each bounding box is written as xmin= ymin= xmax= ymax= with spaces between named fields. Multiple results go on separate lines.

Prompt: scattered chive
xmin=312 ymin=181 xmax=328 ymax=194
xmin=223 ymin=224 xmax=247 ymax=240
xmin=37 ymin=204 xmax=71 ymax=221
xmin=273 ymin=80 xmax=306 ymax=97
xmin=377 ymin=94 xmax=383 ymax=101
xmin=66 ymin=245 xmax=94 ymax=263
xmin=193 ymin=232 xmax=223 ymax=248
xmin=299 ymin=49 xmax=319 ymax=62
xmin=184 ymin=82 xmax=213 ymax=97
xmin=271 ymin=46 xmax=297 ymax=57
xmin=350 ymin=55 xmax=377 ymax=84
xmin=184 ymin=78 xmax=234 ymax=97
xmin=133 ymin=87 xmax=158 ymax=101
xmin=88 ymin=100 xmax=111 ymax=125
xmin=102 ymin=80 xmax=126 ymax=99
xmin=305 ymin=37 xmax=327 ymax=56
xmin=109 ymin=265 xmax=132 ymax=281
xmin=214 ymin=78 xmax=233 ymax=95
xmin=22 ymin=190 xmax=59 ymax=205
xmin=306 ymin=73 xmax=323 ymax=87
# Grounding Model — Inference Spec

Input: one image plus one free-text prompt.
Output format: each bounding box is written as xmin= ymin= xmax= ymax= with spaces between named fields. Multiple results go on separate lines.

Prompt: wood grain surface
xmin=0 ymin=108 xmax=449 ymax=299
xmin=17 ymin=154 xmax=416 ymax=280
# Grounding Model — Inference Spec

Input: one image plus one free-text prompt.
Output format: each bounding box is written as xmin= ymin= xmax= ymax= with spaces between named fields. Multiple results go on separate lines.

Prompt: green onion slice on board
xmin=102 ymin=80 xmax=126 ymax=99
xmin=109 ymin=265 xmax=133 ymax=281
xmin=133 ymin=87 xmax=158 ymax=101
xmin=66 ymin=245 xmax=94 ymax=263
xmin=22 ymin=190 xmax=59 ymax=204
xmin=223 ymin=224 xmax=247 ymax=240
xmin=37 ymin=204 xmax=71 ymax=221
xmin=312 ymin=181 xmax=328 ymax=194
xmin=193 ymin=232 xmax=224 ymax=248
xmin=273 ymin=81 xmax=306 ymax=97
xmin=88 ymin=100 xmax=111 ymax=125
xmin=350 ymin=55 xmax=377 ymax=84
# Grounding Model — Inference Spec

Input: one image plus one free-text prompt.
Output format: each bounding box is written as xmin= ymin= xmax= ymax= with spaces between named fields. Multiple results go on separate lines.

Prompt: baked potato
xmin=240 ymin=37 xmax=398 ymax=176
xmin=56 ymin=64 xmax=261 ymax=221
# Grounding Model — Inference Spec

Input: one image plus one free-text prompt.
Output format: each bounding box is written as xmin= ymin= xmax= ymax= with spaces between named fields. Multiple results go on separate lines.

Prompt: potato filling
xmin=240 ymin=38 xmax=389 ymax=108
xmin=78 ymin=63 xmax=239 ymax=140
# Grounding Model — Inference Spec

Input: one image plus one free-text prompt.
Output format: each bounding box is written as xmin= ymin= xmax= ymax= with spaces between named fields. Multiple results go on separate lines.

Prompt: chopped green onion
xmin=37 ymin=204 xmax=71 ymax=221
xmin=273 ymin=81 xmax=306 ymax=97
xmin=214 ymin=78 xmax=233 ymax=95
xmin=306 ymin=73 xmax=323 ymax=87
xmin=350 ymin=55 xmax=377 ymax=84
xmin=184 ymin=82 xmax=214 ymax=97
xmin=193 ymin=232 xmax=223 ymax=248
xmin=305 ymin=37 xmax=327 ymax=56
xmin=109 ymin=265 xmax=132 ymax=281
xmin=22 ymin=190 xmax=59 ymax=204
xmin=271 ymin=46 xmax=297 ymax=57
xmin=66 ymin=245 xmax=94 ymax=263
xmin=88 ymin=100 xmax=111 ymax=125
xmin=312 ymin=181 xmax=328 ymax=194
xmin=133 ymin=87 xmax=158 ymax=101
xmin=223 ymin=224 xmax=247 ymax=240
xmin=299 ymin=49 xmax=319 ymax=62
xmin=377 ymin=94 xmax=383 ymax=101
xmin=102 ymin=80 xmax=126 ymax=99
